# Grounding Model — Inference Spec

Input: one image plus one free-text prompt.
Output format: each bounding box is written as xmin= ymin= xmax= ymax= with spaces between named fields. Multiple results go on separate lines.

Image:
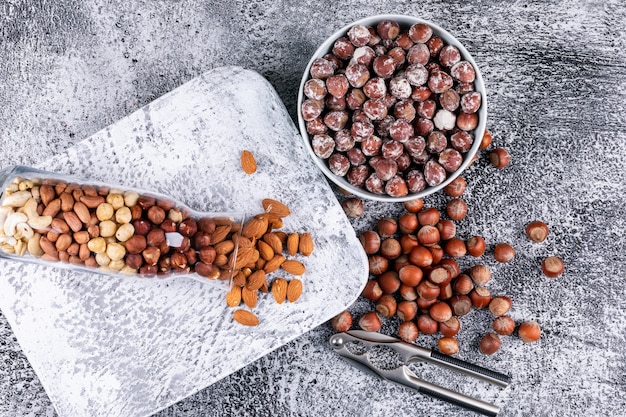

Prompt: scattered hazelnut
xmin=361 ymin=279 xmax=383 ymax=301
xmin=331 ymin=311 xmax=353 ymax=332
xmin=449 ymin=294 xmax=472 ymax=316
xmin=417 ymin=207 xmax=440 ymax=226
xmin=446 ymin=198 xmax=467 ymax=221
xmin=479 ymin=130 xmax=492 ymax=150
xmin=359 ymin=311 xmax=382 ymax=332
xmin=368 ymin=254 xmax=389 ymax=275
xmin=489 ymin=296 xmax=512 ymax=316
xmin=493 ymin=316 xmax=515 ymax=336
xmin=466 ymin=235 xmax=486 ymax=257
xmin=417 ymin=314 xmax=439 ymax=334
xmin=494 ymin=243 xmax=515 ymax=263
xmin=378 ymin=271 xmax=401 ymax=294
xmin=396 ymin=300 xmax=418 ymax=321
xmin=375 ymin=294 xmax=398 ymax=317
xmin=342 ymin=197 xmax=364 ymax=218
xmin=470 ymin=287 xmax=491 ymax=309
xmin=526 ymin=221 xmax=549 ymax=242
xmin=403 ymin=198 xmax=424 ymax=213
xmin=444 ymin=237 xmax=466 ymax=258
xmin=439 ymin=317 xmax=460 ymax=337
xmin=489 ymin=148 xmax=510 ymax=169
xmin=479 ymin=333 xmax=502 ymax=355
xmin=518 ymin=320 xmax=541 ymax=343
xmin=398 ymin=321 xmax=419 ymax=343
xmin=380 ymin=237 xmax=402 ymax=259
xmin=452 ymin=274 xmax=473 ymax=295
xmin=469 ymin=264 xmax=491 ymax=286
xmin=438 ymin=336 xmax=459 ymax=355
xmin=360 ymin=230 xmax=381 ymax=254
xmin=377 ymin=217 xmax=398 ymax=237
xmin=429 ymin=301 xmax=452 ymax=322
xmin=542 ymin=256 xmax=564 ymax=278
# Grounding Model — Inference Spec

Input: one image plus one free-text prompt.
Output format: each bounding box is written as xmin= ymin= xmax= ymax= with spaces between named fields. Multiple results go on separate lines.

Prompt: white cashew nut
xmin=0 ymin=236 xmax=17 ymax=245
xmin=1 ymin=190 xmax=32 ymax=207
xmin=23 ymin=198 xmax=52 ymax=230
xmin=14 ymin=222 xmax=34 ymax=240
xmin=27 ymin=234 xmax=44 ymax=257
xmin=3 ymin=212 xmax=28 ymax=236
xmin=0 ymin=206 xmax=13 ymax=234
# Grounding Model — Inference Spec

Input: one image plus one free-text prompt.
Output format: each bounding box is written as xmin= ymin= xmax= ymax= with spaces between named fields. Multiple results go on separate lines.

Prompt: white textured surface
xmin=0 ymin=66 xmax=368 ymax=417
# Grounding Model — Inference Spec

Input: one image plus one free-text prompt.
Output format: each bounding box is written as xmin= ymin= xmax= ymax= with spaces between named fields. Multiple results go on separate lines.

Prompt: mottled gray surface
xmin=0 ymin=1 xmax=625 ymax=416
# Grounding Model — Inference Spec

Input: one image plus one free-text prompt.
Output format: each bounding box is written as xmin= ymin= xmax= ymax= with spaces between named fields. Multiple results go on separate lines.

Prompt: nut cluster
xmin=0 ymin=176 xmax=241 ymax=279
xmin=332 ymin=187 xmax=543 ymax=355
xmin=302 ymin=19 xmax=482 ymax=197
xmin=228 ymin=199 xmax=315 ymax=327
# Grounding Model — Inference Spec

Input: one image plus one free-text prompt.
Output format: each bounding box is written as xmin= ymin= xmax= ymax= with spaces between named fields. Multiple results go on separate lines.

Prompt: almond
xmin=272 ymin=278 xmax=288 ymax=304
xmin=73 ymin=201 xmax=91 ymax=224
xmin=242 ymin=217 xmax=267 ymax=239
xmin=287 ymin=232 xmax=299 ymax=256
xmin=240 ymin=150 xmax=257 ymax=174
xmin=274 ymin=231 xmax=288 ymax=243
xmin=233 ymin=309 xmax=259 ymax=326
xmin=261 ymin=198 xmax=291 ymax=218
xmin=246 ymin=270 xmax=266 ymax=291
xmin=257 ymin=240 xmax=274 ymax=261
xmin=210 ymin=224 xmax=231 ymax=244
xmin=263 ymin=233 xmax=283 ymax=254
xmin=287 ymin=279 xmax=303 ymax=302
xmin=232 ymin=270 xmax=247 ymax=287
xmin=226 ymin=286 xmax=242 ymax=307
xmin=232 ymin=245 xmax=254 ymax=270
xmin=214 ymin=240 xmax=235 ymax=255
xmin=263 ymin=254 xmax=285 ymax=274
xmin=298 ymin=232 xmax=314 ymax=256
xmin=282 ymin=259 xmax=306 ymax=276
xmin=241 ymin=287 xmax=258 ymax=308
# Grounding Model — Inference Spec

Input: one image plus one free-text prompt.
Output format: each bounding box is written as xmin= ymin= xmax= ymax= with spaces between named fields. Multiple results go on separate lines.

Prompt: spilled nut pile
xmin=226 ymin=196 xmax=314 ymax=327
xmin=331 ymin=134 xmax=564 ymax=355
xmin=0 ymin=175 xmax=242 ymax=279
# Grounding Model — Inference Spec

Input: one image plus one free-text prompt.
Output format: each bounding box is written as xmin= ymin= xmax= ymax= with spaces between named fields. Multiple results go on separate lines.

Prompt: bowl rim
xmin=297 ymin=14 xmax=487 ymax=203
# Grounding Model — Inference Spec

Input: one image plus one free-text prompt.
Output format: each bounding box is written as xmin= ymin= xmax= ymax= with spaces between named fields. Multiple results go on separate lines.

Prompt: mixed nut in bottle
xmin=0 ymin=165 xmax=243 ymax=281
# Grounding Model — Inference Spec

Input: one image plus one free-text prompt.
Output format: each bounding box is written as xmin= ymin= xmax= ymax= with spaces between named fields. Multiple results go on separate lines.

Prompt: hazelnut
xmin=398 ymin=321 xmax=418 ymax=343
xmin=403 ymin=198 xmax=424 ymax=213
xmin=470 ymin=287 xmax=491 ymax=309
xmin=123 ymin=191 xmax=140 ymax=207
xmin=195 ymin=262 xmax=220 ymax=279
xmin=399 ymin=284 xmax=417 ymax=301
xmin=197 ymin=217 xmax=216 ymax=234
xmin=139 ymin=264 xmax=158 ymax=276
xmin=125 ymin=235 xmax=147 ymax=255
xmin=493 ymin=316 xmax=515 ymax=336
xmin=125 ymin=253 xmax=144 ymax=270
xmin=168 ymin=209 xmax=183 ymax=223
xmin=449 ymin=295 xmax=472 ymax=316
xmin=429 ymin=301 xmax=452 ymax=322
xmin=444 ymin=237 xmax=466 ymax=258
xmin=198 ymin=246 xmax=217 ymax=264
xmin=375 ymin=294 xmax=397 ymax=317
xmin=417 ymin=225 xmax=440 ymax=246
xmin=378 ymin=271 xmax=401 ymax=294
xmin=377 ymin=217 xmax=397 ymax=237
xmin=398 ymin=264 xmax=423 ymax=286
xmin=446 ymin=198 xmax=467 ymax=221
xmin=95 ymin=252 xmax=111 ymax=267
xmin=141 ymin=246 xmax=161 ymax=266
xmin=489 ymin=296 xmax=512 ymax=316
xmin=417 ymin=280 xmax=440 ymax=300
xmin=542 ymin=256 xmax=564 ymax=278
xmin=99 ymin=220 xmax=117 ymax=238
xmin=130 ymin=205 xmax=143 ymax=221
xmin=417 ymin=208 xmax=440 ymax=226
xmin=96 ymin=203 xmax=114 ymax=221
xmin=192 ymin=232 xmax=211 ymax=250
xmin=525 ymin=221 xmax=549 ymax=242
xmin=436 ymin=219 xmax=456 ymax=240
xmin=342 ymin=197 xmax=364 ymax=218
xmin=494 ymin=243 xmax=515 ymax=263
xmin=444 ymin=176 xmax=466 ymax=197
xmin=479 ymin=333 xmax=502 ymax=355
xmin=146 ymin=228 xmax=166 ymax=247
xmin=399 ymin=234 xmax=419 ymax=254
xmin=137 ymin=196 xmax=155 ymax=210
xmin=409 ymin=245 xmax=433 ymax=267
xmin=439 ymin=317 xmax=460 ymax=337
xmin=106 ymin=193 xmax=125 ymax=210
xmin=170 ymin=252 xmax=188 ymax=270
xmin=438 ymin=337 xmax=459 ymax=355
xmin=87 ymin=237 xmax=106 ymax=253
xmin=428 ymin=244 xmax=444 ymax=265
xmin=396 ymin=300 xmax=418 ymax=321
xmin=115 ymin=206 xmax=133 ymax=224
xmin=417 ymin=314 xmax=438 ymax=334
xmin=178 ymin=219 xmax=198 ymax=237
xmin=470 ymin=264 xmax=491 ymax=286
xmin=360 ymin=230 xmax=381 ymax=254
xmin=361 ymin=279 xmax=383 ymax=301
xmin=368 ymin=254 xmax=389 ymax=275
xmin=358 ymin=311 xmax=382 ymax=332
xmin=518 ymin=320 xmax=541 ymax=343
xmin=106 ymin=242 xmax=126 ymax=261
xmin=331 ymin=311 xmax=353 ymax=332
xmin=133 ymin=219 xmax=151 ymax=235
xmin=466 ymin=235 xmax=486 ymax=257
xmin=398 ymin=213 xmax=418 ymax=234
xmin=115 ymin=223 xmax=135 ymax=242
xmin=380 ymin=237 xmax=402 ymax=259
xmin=147 ymin=206 xmax=166 ymax=225
xmin=489 ymin=148 xmax=510 ymax=169
xmin=160 ymin=219 xmax=177 ymax=233
xmin=452 ymin=274 xmax=473 ymax=295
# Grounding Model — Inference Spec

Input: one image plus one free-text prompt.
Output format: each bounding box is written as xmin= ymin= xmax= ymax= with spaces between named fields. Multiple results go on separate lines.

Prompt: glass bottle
xmin=0 ymin=165 xmax=243 ymax=282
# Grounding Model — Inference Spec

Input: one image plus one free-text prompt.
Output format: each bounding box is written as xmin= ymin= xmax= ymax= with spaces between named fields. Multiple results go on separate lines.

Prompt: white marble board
xmin=0 ymin=66 xmax=369 ymax=417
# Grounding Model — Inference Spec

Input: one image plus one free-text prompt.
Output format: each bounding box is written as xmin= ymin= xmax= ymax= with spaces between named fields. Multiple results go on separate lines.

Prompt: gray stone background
xmin=1 ymin=1 xmax=625 ymax=416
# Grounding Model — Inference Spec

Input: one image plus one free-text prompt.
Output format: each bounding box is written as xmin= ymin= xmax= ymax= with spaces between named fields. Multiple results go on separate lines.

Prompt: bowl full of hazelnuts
xmin=297 ymin=15 xmax=486 ymax=202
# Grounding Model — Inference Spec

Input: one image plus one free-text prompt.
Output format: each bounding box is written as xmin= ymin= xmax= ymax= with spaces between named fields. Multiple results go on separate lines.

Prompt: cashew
xmin=18 ymin=180 xmax=34 ymax=191
xmin=22 ymin=198 xmax=52 ymax=230
xmin=2 ymin=190 xmax=33 ymax=207
xmin=0 ymin=206 xmax=13 ymax=233
xmin=31 ymin=186 xmax=40 ymax=201
xmin=14 ymin=222 xmax=34 ymax=240
xmin=0 ymin=236 xmax=17 ymax=246
xmin=5 ymin=183 xmax=19 ymax=193
xmin=15 ymin=238 xmax=27 ymax=256
xmin=27 ymin=234 xmax=44 ymax=257
xmin=4 ymin=212 xmax=28 ymax=236
xmin=1 ymin=242 xmax=15 ymax=254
